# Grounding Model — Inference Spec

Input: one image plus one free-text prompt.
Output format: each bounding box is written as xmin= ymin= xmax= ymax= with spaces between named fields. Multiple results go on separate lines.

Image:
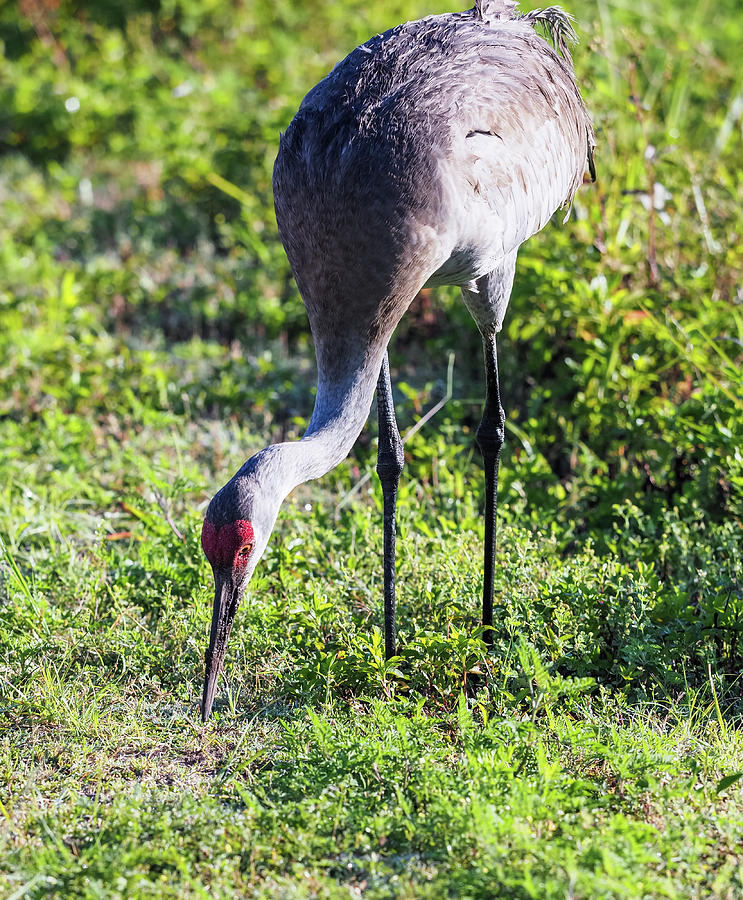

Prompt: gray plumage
xmin=272 ymin=0 xmax=593 ymax=441
xmin=200 ymin=0 xmax=594 ymax=720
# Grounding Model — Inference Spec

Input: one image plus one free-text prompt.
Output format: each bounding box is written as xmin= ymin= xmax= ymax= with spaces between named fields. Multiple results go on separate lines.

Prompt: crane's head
xmin=199 ymin=462 xmax=283 ymax=721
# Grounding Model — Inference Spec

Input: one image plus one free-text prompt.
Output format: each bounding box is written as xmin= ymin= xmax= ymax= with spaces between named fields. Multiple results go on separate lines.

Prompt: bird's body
xmin=200 ymin=0 xmax=594 ymax=719
xmin=276 ymin=3 xmax=589 ymax=291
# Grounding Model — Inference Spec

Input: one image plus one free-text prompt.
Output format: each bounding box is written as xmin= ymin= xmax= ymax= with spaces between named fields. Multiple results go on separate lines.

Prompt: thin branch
xmin=629 ymin=61 xmax=659 ymax=287
xmin=157 ymin=494 xmax=185 ymax=542
xmin=336 ymin=352 xmax=455 ymax=510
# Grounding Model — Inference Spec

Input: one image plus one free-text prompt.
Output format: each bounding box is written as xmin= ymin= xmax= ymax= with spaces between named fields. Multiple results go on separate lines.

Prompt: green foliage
xmin=1 ymin=0 xmax=742 ymax=896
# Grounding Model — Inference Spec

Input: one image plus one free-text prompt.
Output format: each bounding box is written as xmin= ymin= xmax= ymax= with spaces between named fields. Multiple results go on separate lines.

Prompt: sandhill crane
xmin=199 ymin=0 xmax=595 ymax=720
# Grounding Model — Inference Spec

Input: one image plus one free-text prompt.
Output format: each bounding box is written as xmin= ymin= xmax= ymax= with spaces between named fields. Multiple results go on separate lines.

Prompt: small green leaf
xmin=716 ymin=773 xmax=743 ymax=795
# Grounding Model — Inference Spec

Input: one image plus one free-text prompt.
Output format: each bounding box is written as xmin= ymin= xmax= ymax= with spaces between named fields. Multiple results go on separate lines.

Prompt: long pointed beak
xmin=201 ymin=568 xmax=241 ymax=722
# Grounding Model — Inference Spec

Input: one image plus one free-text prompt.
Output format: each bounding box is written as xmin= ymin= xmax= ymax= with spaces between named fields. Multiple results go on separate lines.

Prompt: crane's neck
xmin=239 ymin=349 xmax=383 ymax=503
xmin=290 ymin=362 xmax=379 ymax=486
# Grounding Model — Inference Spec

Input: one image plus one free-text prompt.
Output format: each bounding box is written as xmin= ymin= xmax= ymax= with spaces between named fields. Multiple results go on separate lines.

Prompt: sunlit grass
xmin=1 ymin=0 xmax=742 ymax=895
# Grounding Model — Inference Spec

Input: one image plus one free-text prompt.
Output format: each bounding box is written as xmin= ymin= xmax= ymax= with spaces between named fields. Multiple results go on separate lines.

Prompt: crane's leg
xmin=376 ymin=350 xmax=404 ymax=659
xmin=477 ymin=330 xmax=505 ymax=648
xmin=462 ymin=258 xmax=515 ymax=649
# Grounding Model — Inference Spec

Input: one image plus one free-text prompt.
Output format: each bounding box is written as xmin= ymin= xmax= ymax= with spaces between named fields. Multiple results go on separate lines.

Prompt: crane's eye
xmin=238 ymin=543 xmax=253 ymax=558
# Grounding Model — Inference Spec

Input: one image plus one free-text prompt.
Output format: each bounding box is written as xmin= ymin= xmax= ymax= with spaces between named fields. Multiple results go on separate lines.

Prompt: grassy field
xmin=1 ymin=0 xmax=742 ymax=896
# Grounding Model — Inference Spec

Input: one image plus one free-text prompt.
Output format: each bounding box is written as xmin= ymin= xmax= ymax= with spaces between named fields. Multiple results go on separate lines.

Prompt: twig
xmin=714 ymin=76 xmax=743 ymax=157
xmin=157 ymin=495 xmax=185 ymax=542
xmin=19 ymin=0 xmax=68 ymax=70
xmin=689 ymin=170 xmax=721 ymax=255
xmin=399 ymin=350 xmax=455 ymax=443
xmin=336 ymin=352 xmax=455 ymax=510
xmin=629 ymin=61 xmax=659 ymax=287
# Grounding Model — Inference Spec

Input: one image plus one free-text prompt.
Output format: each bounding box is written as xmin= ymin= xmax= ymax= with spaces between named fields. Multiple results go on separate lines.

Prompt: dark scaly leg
xmin=476 ymin=331 xmax=505 ymax=647
xmin=376 ymin=351 xmax=405 ymax=659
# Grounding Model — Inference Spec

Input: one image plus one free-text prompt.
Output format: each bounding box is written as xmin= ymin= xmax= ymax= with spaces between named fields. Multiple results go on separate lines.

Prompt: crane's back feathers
xmin=474 ymin=0 xmax=519 ymax=20
xmin=274 ymin=2 xmax=594 ymax=347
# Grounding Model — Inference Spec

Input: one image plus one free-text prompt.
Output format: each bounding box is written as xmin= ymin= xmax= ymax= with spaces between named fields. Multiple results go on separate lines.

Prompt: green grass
xmin=1 ymin=0 xmax=742 ymax=896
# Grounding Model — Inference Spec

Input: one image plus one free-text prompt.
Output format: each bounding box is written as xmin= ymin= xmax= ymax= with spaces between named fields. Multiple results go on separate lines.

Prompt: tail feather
xmin=520 ymin=6 xmax=578 ymax=63
xmin=472 ymin=1 xmax=597 ymax=183
xmin=521 ymin=6 xmax=597 ymax=183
